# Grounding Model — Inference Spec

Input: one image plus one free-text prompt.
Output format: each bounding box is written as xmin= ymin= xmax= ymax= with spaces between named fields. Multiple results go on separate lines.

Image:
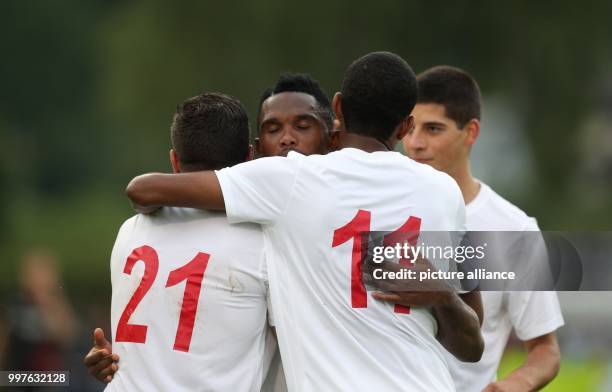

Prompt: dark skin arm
xmin=126 ymin=172 xmax=225 ymax=213
xmin=460 ymin=290 xmax=484 ymax=326
xmin=433 ymin=290 xmax=483 ymax=362
xmin=365 ymin=259 xmax=484 ymax=362
xmin=483 ymin=332 xmax=560 ymax=392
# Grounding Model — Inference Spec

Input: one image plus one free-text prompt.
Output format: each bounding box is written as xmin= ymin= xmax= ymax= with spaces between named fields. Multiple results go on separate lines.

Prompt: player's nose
xmin=279 ymin=128 xmax=297 ymax=146
xmin=407 ymin=129 xmax=427 ymax=150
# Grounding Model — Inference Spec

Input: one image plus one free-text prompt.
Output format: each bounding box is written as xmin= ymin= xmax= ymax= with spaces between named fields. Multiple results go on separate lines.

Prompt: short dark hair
xmin=417 ymin=66 xmax=482 ymax=128
xmin=340 ymin=52 xmax=417 ymax=140
xmin=257 ymin=73 xmax=334 ymax=131
xmin=171 ymin=92 xmax=250 ymax=171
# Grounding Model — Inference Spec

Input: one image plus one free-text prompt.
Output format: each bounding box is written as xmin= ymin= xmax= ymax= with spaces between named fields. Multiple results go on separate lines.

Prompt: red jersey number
xmin=115 ymin=246 xmax=210 ymax=353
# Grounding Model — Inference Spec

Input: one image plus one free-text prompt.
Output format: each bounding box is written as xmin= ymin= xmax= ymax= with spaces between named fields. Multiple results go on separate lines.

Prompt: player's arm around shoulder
xmin=370 ymin=261 xmax=484 ymax=362
xmin=126 ymin=171 xmax=224 ymax=213
xmin=431 ymin=289 xmax=484 ymax=363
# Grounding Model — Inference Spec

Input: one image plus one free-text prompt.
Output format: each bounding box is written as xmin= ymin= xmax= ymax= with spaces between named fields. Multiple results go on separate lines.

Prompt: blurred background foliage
xmin=0 ymin=0 xmax=611 ymax=302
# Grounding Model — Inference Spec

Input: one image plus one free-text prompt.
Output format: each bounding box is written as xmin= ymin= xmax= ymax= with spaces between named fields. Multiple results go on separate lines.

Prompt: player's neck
xmin=337 ymin=132 xmax=392 ymax=153
xmin=452 ymin=164 xmax=480 ymax=204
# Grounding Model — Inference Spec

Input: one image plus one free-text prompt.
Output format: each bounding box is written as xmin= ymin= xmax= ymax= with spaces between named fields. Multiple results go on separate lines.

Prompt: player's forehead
xmin=413 ymin=103 xmax=452 ymax=124
xmin=260 ymin=92 xmax=321 ymax=122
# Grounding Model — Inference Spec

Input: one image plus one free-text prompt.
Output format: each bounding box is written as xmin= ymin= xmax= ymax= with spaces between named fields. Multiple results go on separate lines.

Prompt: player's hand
xmin=482 ymin=378 xmax=533 ymax=392
xmin=363 ymin=257 xmax=453 ymax=307
xmin=83 ymin=328 xmax=119 ymax=383
xmin=371 ymin=289 xmax=452 ymax=308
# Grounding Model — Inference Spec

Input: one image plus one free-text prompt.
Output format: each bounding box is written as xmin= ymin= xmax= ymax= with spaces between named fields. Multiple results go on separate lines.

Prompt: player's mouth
xmin=414 ymin=157 xmax=433 ymax=164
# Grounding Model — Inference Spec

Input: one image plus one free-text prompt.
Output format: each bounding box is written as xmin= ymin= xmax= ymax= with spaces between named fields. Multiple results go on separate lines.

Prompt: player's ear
xmin=328 ymin=129 xmax=341 ymax=151
xmin=254 ymin=137 xmax=262 ymax=155
xmin=246 ymin=144 xmax=254 ymax=162
xmin=332 ymin=93 xmax=344 ymax=129
xmin=169 ymin=149 xmax=181 ymax=173
xmin=464 ymin=119 xmax=480 ymax=147
xmin=396 ymin=115 xmax=414 ymax=141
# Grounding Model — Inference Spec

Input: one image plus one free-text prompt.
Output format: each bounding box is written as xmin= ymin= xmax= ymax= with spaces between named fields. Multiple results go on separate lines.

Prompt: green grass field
xmin=498 ymin=350 xmax=608 ymax=391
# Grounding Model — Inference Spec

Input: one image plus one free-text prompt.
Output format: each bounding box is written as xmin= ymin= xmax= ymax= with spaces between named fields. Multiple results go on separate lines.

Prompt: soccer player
xmin=256 ymin=73 xmax=334 ymax=157
xmin=125 ymin=52 xmax=484 ymax=391
xmin=402 ymin=65 xmax=564 ymax=391
xmin=99 ymin=92 xmax=275 ymax=391
xmin=85 ymin=73 xmax=335 ymax=387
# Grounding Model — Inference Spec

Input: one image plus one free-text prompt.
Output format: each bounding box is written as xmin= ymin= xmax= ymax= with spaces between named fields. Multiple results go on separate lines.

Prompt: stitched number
xmin=166 ymin=252 xmax=210 ymax=352
xmin=116 ymin=245 xmax=159 ymax=343
xmin=332 ymin=209 xmax=372 ymax=308
xmin=383 ymin=216 xmax=422 ymax=314
xmin=332 ymin=211 xmax=422 ymax=312
xmin=115 ymin=247 xmax=210 ymax=352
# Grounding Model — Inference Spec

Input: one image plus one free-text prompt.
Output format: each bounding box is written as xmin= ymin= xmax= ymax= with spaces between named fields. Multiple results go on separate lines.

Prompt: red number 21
xmin=115 ymin=245 xmax=210 ymax=352
xmin=332 ymin=210 xmax=421 ymax=312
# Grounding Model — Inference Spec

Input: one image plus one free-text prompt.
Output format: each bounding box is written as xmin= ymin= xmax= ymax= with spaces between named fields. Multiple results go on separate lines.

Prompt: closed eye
xmin=262 ymin=123 xmax=280 ymax=133
xmin=295 ymin=119 xmax=313 ymax=130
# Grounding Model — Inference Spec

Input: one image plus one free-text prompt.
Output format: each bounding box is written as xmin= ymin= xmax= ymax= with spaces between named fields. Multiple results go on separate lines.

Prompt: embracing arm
xmin=126 ymin=172 xmax=225 ymax=213
xmin=432 ymin=290 xmax=484 ymax=363
xmin=368 ymin=259 xmax=484 ymax=363
xmin=373 ymin=288 xmax=484 ymax=362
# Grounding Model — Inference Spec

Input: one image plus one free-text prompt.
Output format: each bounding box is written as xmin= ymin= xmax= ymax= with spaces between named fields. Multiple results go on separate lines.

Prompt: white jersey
xmin=447 ymin=182 xmax=565 ymax=392
xmin=217 ymin=148 xmax=467 ymax=391
xmin=106 ymin=207 xmax=272 ymax=392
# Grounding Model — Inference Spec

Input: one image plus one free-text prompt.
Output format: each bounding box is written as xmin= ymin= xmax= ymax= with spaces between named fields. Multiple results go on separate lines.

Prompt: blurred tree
xmin=0 ymin=0 xmax=116 ymax=197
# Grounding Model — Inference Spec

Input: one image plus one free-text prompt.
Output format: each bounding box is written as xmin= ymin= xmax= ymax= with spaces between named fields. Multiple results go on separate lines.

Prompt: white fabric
xmin=106 ymin=207 xmax=272 ymax=392
xmin=217 ymin=148 xmax=467 ymax=392
xmin=447 ymin=182 xmax=565 ymax=392
xmin=261 ymin=344 xmax=288 ymax=392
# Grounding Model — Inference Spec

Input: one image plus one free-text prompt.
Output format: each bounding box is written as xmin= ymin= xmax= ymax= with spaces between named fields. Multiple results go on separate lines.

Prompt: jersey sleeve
xmin=507 ymin=217 xmax=564 ymax=339
xmin=503 ymin=218 xmax=555 ymax=291
xmin=506 ymin=290 xmax=565 ymax=341
xmin=215 ymin=156 xmax=302 ymax=226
